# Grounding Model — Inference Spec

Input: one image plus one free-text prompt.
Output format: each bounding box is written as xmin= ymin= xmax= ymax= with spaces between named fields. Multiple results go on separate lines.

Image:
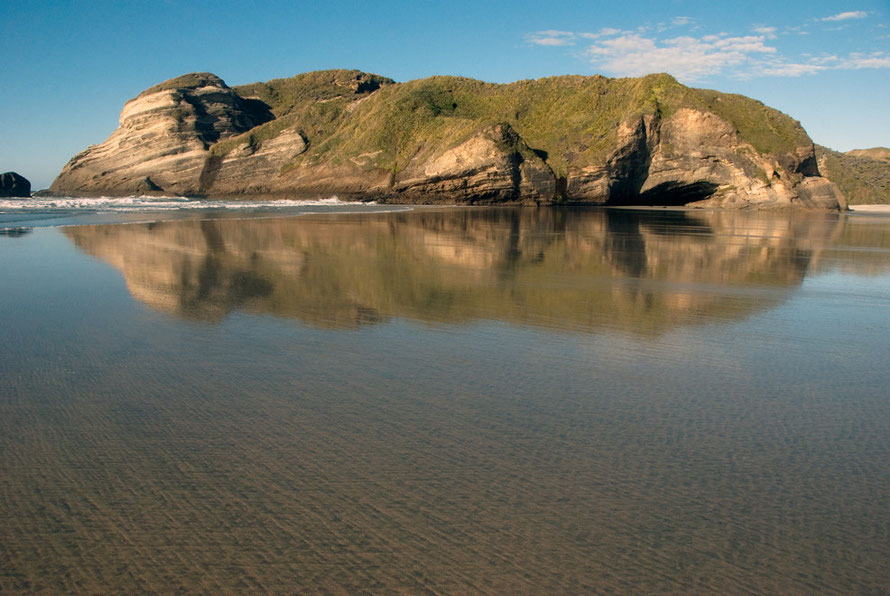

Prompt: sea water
xmin=0 ymin=194 xmax=407 ymax=229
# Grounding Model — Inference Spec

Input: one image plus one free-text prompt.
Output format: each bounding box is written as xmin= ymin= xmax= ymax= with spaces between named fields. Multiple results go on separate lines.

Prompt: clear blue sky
xmin=2 ymin=0 xmax=888 ymax=189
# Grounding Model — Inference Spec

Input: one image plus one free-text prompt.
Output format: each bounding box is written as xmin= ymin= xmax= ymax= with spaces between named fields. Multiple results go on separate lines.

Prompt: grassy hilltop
xmin=211 ymin=69 xmax=811 ymax=180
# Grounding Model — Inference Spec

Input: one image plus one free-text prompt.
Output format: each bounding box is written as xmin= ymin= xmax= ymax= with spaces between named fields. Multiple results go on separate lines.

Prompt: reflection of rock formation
xmin=65 ymin=208 xmax=845 ymax=334
xmin=50 ymin=74 xmax=273 ymax=197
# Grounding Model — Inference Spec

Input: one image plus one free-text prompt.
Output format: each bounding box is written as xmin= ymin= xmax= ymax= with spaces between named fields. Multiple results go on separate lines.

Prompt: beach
xmin=1 ymin=205 xmax=889 ymax=592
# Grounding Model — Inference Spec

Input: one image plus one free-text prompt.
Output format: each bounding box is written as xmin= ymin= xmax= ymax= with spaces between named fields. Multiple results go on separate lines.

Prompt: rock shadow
xmin=608 ymin=181 xmax=720 ymax=207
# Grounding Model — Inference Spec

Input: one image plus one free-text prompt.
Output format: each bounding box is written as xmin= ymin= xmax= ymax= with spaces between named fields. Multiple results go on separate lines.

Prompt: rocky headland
xmin=815 ymin=145 xmax=890 ymax=205
xmin=0 ymin=172 xmax=31 ymax=197
xmin=51 ymin=70 xmax=845 ymax=209
xmin=846 ymin=147 xmax=890 ymax=164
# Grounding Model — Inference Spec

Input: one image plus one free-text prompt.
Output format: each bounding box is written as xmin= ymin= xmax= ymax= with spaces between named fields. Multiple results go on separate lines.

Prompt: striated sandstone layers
xmin=52 ymin=70 xmax=845 ymax=209
xmin=52 ymin=73 xmax=273 ymax=196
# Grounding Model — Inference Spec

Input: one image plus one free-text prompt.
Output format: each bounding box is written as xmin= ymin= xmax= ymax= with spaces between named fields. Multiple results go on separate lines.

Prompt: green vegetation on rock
xmin=136 ymin=73 xmax=228 ymax=98
xmin=816 ymin=145 xmax=890 ymax=205
xmin=690 ymin=90 xmax=811 ymax=160
xmin=211 ymin=70 xmax=393 ymax=160
xmin=51 ymin=68 xmax=849 ymax=209
xmin=213 ymin=71 xmax=811 ymax=179
xmin=284 ymin=73 xmax=684 ymax=176
xmin=847 ymin=147 xmax=890 ymax=163
xmin=233 ymin=69 xmax=395 ymax=116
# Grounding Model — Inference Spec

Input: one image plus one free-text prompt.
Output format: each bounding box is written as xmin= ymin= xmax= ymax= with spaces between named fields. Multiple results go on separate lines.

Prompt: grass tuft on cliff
xmin=689 ymin=90 xmax=811 ymax=158
xmin=209 ymin=70 xmax=395 ymax=159
xmin=233 ymin=70 xmax=395 ymax=116
xmin=136 ymin=73 xmax=228 ymax=99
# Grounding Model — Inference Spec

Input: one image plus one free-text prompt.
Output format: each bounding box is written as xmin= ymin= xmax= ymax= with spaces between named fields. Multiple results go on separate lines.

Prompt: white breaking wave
xmin=0 ymin=195 xmax=370 ymax=212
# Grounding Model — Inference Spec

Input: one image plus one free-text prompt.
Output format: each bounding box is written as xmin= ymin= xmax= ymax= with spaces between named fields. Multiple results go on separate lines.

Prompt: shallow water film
xmin=2 ymin=207 xmax=889 ymax=593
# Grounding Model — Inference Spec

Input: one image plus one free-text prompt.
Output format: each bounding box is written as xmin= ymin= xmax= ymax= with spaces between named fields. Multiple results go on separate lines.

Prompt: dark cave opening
xmin=607 ymin=181 xmax=720 ymax=207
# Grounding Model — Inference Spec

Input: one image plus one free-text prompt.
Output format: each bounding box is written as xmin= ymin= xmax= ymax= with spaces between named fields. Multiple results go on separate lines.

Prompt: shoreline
xmin=5 ymin=198 xmax=890 ymax=232
xmin=848 ymin=204 xmax=890 ymax=213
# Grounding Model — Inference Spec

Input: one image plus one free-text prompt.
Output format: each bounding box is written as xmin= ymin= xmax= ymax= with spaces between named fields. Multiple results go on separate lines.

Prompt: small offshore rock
xmin=0 ymin=172 xmax=31 ymax=197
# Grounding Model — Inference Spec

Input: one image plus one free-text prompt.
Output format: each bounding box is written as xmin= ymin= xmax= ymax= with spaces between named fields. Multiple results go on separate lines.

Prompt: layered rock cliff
xmin=51 ymin=70 xmax=844 ymax=209
xmin=50 ymin=73 xmax=274 ymax=196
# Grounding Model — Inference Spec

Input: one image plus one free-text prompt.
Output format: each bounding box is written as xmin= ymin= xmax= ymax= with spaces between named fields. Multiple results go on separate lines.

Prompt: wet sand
xmin=1 ymin=207 xmax=889 ymax=593
xmin=847 ymin=204 xmax=890 ymax=212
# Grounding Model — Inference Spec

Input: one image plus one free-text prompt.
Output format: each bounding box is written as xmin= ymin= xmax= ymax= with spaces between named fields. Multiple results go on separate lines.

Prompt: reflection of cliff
xmin=65 ymin=208 xmax=845 ymax=334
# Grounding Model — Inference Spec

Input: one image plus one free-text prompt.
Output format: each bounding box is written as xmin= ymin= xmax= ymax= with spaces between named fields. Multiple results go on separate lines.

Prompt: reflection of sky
xmin=800 ymin=270 xmax=890 ymax=305
xmin=733 ymin=270 xmax=890 ymax=397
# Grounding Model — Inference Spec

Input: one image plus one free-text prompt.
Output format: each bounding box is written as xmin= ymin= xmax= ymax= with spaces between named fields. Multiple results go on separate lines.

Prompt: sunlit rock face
xmin=206 ymin=128 xmax=308 ymax=195
xmin=50 ymin=74 xmax=272 ymax=196
xmin=570 ymin=110 xmax=843 ymax=209
xmin=64 ymin=208 xmax=847 ymax=334
xmin=390 ymin=124 xmax=556 ymax=203
xmin=51 ymin=71 xmax=844 ymax=209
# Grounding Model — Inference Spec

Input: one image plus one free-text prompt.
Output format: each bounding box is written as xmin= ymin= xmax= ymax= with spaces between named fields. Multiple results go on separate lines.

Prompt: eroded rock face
xmin=392 ymin=124 xmax=555 ymax=203
xmin=568 ymin=109 xmax=845 ymax=209
xmin=202 ymin=128 xmax=308 ymax=194
xmin=644 ymin=109 xmax=843 ymax=209
xmin=50 ymin=71 xmax=844 ymax=209
xmin=50 ymin=73 xmax=272 ymax=196
xmin=0 ymin=172 xmax=31 ymax=197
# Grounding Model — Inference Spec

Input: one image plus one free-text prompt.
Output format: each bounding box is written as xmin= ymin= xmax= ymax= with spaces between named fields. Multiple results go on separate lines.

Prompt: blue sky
xmin=2 ymin=0 xmax=888 ymax=189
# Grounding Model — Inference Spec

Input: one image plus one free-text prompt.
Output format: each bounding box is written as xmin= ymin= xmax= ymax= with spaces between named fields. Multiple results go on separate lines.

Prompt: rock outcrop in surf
xmin=0 ymin=172 xmax=31 ymax=197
